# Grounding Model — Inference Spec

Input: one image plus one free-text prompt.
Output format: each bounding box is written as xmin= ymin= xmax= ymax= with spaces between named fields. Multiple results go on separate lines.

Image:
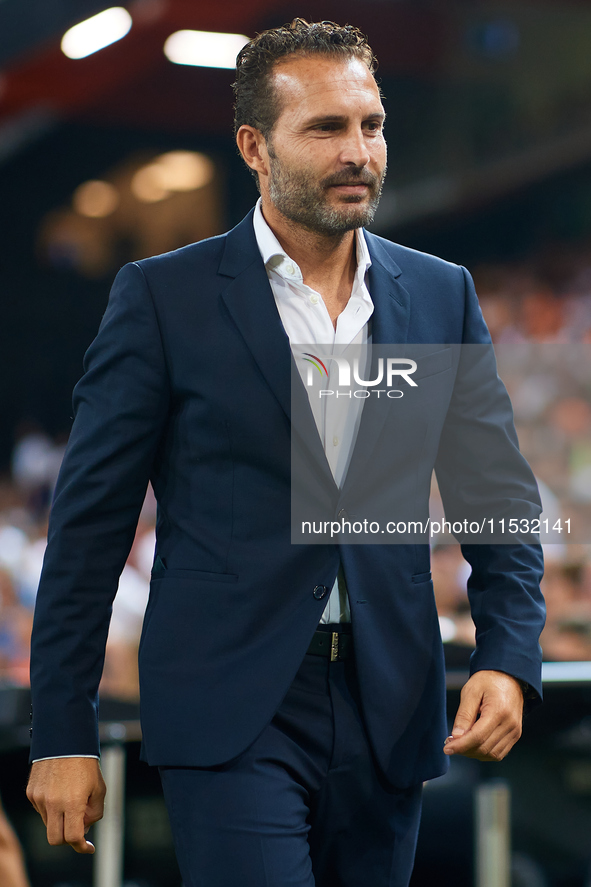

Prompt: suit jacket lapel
xmin=365 ymin=232 xmax=409 ymax=347
xmin=219 ymin=225 xmax=292 ymax=421
xmin=340 ymin=232 xmax=411 ymax=501
xmin=218 ymin=211 xmax=336 ymax=490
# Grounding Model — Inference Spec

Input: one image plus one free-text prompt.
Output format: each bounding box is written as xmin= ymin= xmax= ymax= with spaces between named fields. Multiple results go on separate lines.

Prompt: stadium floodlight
xmin=164 ymin=30 xmax=249 ymax=69
xmin=61 ymin=7 xmax=133 ymax=60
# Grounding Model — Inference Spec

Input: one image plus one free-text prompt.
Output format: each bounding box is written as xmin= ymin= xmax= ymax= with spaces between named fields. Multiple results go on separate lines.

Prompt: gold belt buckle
xmin=330 ymin=631 xmax=339 ymax=662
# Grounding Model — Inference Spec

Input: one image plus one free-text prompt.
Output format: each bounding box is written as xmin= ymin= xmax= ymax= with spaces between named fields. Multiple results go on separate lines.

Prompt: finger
xmin=469 ymin=725 xmax=522 ymax=762
xmin=448 ymin=718 xmax=520 ymax=760
xmin=68 ymin=836 xmax=96 ymax=854
xmin=64 ymin=812 xmax=96 ymax=854
xmin=450 ymin=689 xmax=483 ymax=739
xmin=46 ymin=810 xmax=65 ymax=847
xmin=85 ymin=789 xmax=106 ymax=825
xmin=445 ymin=714 xmax=505 ymax=756
xmin=26 ymin=782 xmax=46 ymax=822
xmin=492 ymin=734 xmax=521 ymax=760
xmin=461 ymin=735 xmax=513 ymax=761
xmin=26 ymin=792 xmax=44 ymax=821
xmin=458 ymin=733 xmax=508 ymax=760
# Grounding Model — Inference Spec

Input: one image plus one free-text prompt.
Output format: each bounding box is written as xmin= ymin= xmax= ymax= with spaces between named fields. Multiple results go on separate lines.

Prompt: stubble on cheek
xmin=267 ymin=153 xmax=386 ymax=235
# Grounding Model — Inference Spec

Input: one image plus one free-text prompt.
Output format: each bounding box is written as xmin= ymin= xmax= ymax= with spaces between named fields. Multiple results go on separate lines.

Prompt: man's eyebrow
xmin=304 ymin=111 xmax=386 ymax=126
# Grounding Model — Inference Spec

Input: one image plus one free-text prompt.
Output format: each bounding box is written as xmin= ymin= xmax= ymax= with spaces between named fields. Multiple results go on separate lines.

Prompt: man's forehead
xmin=271 ymin=55 xmax=382 ymax=111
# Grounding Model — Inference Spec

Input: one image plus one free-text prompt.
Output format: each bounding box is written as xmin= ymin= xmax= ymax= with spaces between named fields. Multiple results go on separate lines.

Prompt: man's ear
xmin=236 ymin=125 xmax=270 ymax=180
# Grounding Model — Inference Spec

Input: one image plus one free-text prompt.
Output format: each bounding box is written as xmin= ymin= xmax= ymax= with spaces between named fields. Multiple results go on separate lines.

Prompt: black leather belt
xmin=307 ymin=628 xmax=353 ymax=661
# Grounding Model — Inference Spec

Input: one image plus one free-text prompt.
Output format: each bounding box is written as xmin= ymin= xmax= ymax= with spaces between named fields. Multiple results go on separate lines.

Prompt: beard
xmin=267 ymin=148 xmax=386 ymax=236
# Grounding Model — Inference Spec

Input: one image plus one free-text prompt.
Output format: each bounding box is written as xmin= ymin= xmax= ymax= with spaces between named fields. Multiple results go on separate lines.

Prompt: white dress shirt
xmin=252 ymin=198 xmax=374 ymax=623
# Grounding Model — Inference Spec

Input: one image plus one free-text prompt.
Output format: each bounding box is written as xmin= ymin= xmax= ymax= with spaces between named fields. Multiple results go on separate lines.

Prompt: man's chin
xmin=274 ymin=197 xmax=379 ymax=234
xmin=328 ymin=202 xmax=378 ymax=229
xmin=333 ymin=193 xmax=366 ymax=204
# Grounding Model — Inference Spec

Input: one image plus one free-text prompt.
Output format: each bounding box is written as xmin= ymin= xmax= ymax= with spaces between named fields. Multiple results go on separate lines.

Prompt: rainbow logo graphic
xmin=302 ymin=352 xmax=329 ymax=377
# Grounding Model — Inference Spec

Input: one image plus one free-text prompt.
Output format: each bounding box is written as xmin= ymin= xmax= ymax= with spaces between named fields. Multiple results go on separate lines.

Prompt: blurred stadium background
xmin=2 ymin=1 xmax=591 ymax=885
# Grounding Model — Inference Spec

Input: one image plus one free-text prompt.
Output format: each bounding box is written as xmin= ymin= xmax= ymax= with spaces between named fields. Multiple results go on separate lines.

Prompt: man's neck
xmin=260 ymin=200 xmax=358 ymax=328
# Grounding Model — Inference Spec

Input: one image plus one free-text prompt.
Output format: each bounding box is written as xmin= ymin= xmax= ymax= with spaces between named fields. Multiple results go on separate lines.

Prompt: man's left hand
xmin=443 ymin=670 xmax=524 ymax=761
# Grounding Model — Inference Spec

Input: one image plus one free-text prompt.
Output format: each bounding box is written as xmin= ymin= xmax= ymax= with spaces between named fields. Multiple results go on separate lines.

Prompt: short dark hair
xmin=233 ymin=18 xmax=378 ymax=139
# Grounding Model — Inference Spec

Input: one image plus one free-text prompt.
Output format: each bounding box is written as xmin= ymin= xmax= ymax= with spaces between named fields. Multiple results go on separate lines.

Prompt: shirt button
xmin=285 ymin=263 xmax=295 ymax=276
xmin=333 ymin=436 xmax=339 ymax=446
xmin=313 ymin=585 xmax=329 ymax=600
xmin=309 ymin=294 xmax=320 ymax=305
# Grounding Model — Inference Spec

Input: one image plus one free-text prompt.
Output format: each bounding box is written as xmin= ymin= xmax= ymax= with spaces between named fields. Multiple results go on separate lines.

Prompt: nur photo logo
xmin=300 ymin=351 xmax=418 ymax=399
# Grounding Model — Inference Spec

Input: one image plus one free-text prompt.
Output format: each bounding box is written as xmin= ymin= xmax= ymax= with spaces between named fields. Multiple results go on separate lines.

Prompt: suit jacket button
xmin=313 ymin=585 xmax=329 ymax=600
xmin=338 ymin=509 xmax=348 ymax=520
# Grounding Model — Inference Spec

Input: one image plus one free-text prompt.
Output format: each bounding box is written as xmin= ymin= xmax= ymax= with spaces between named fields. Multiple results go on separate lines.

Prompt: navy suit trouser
xmin=159 ymin=638 xmax=423 ymax=887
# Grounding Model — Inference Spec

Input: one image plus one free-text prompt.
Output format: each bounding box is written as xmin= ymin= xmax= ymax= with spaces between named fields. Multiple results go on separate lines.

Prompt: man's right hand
xmin=26 ymin=758 xmax=106 ymax=854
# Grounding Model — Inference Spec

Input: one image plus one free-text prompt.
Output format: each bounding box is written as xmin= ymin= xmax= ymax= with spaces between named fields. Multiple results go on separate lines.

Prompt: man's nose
xmin=339 ymin=127 xmax=371 ymax=167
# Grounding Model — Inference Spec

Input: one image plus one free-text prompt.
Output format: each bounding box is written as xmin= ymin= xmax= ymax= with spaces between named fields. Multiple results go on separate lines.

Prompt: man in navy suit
xmin=27 ymin=19 xmax=545 ymax=887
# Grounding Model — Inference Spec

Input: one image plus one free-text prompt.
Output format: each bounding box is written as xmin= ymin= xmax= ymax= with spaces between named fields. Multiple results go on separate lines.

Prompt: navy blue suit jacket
xmin=30 ymin=210 xmax=545 ymax=788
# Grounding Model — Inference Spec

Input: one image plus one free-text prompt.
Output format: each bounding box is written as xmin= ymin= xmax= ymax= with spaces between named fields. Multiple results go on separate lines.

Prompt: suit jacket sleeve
xmin=435 ymin=266 xmax=545 ymax=702
xmin=29 ymin=262 xmax=170 ymax=760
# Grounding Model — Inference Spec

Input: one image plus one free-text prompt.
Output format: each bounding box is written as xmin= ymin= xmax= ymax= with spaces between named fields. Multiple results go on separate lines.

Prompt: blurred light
xmin=73 ymin=180 xmax=119 ymax=217
xmin=131 ymin=151 xmax=214 ymax=202
xmin=131 ymin=165 xmax=170 ymax=202
xmin=155 ymin=151 xmax=214 ymax=190
xmin=164 ymin=30 xmax=248 ymax=69
xmin=438 ymin=616 xmax=457 ymax=643
xmin=0 ymin=526 xmax=27 ymax=571
xmin=542 ymin=662 xmax=591 ymax=682
xmin=61 ymin=7 xmax=132 ymax=60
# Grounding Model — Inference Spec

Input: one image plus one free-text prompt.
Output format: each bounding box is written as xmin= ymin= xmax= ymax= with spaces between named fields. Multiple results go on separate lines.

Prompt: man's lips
xmin=328 ymin=182 xmax=373 ymax=196
xmin=331 ymin=183 xmax=368 ymax=190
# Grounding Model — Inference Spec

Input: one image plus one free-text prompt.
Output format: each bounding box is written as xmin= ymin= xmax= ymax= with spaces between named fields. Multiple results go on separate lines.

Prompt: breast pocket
xmin=412 ymin=347 xmax=453 ymax=382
